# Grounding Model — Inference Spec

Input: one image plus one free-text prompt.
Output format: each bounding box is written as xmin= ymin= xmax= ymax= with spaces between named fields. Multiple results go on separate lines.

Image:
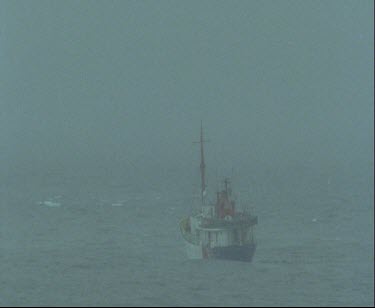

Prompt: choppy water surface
xmin=1 ymin=171 xmax=373 ymax=306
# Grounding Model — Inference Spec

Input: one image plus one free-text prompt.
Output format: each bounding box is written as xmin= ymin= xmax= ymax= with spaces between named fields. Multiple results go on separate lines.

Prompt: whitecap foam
xmin=322 ymin=237 xmax=341 ymax=241
xmin=38 ymin=200 xmax=61 ymax=207
xmin=111 ymin=203 xmax=124 ymax=207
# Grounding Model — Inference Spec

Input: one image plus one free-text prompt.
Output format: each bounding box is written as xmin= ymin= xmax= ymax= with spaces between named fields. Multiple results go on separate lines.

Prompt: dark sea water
xmin=1 ymin=168 xmax=373 ymax=307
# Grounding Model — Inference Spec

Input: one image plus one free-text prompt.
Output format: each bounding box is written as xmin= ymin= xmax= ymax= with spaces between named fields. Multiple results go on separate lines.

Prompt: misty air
xmin=0 ymin=1 xmax=373 ymax=306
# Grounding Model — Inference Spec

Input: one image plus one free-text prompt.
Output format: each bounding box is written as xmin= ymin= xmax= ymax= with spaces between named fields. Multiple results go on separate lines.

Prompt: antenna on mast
xmin=193 ymin=121 xmax=209 ymax=204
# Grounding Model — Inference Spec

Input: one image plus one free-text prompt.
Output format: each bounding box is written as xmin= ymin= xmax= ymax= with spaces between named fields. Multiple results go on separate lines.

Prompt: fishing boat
xmin=180 ymin=123 xmax=258 ymax=262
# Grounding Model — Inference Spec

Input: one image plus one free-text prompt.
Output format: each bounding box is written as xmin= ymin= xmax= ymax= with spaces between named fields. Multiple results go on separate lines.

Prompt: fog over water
xmin=0 ymin=1 xmax=373 ymax=306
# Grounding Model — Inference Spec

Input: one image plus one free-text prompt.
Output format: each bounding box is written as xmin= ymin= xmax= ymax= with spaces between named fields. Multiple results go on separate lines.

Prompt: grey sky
xmin=0 ymin=0 xmax=373 ymax=182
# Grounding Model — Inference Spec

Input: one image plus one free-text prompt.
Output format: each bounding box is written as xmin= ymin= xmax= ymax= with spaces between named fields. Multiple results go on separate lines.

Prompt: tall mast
xmin=199 ymin=121 xmax=206 ymax=204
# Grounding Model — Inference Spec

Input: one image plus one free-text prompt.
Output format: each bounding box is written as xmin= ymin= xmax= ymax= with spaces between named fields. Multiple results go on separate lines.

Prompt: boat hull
xmin=185 ymin=241 xmax=256 ymax=262
xmin=210 ymin=244 xmax=256 ymax=262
